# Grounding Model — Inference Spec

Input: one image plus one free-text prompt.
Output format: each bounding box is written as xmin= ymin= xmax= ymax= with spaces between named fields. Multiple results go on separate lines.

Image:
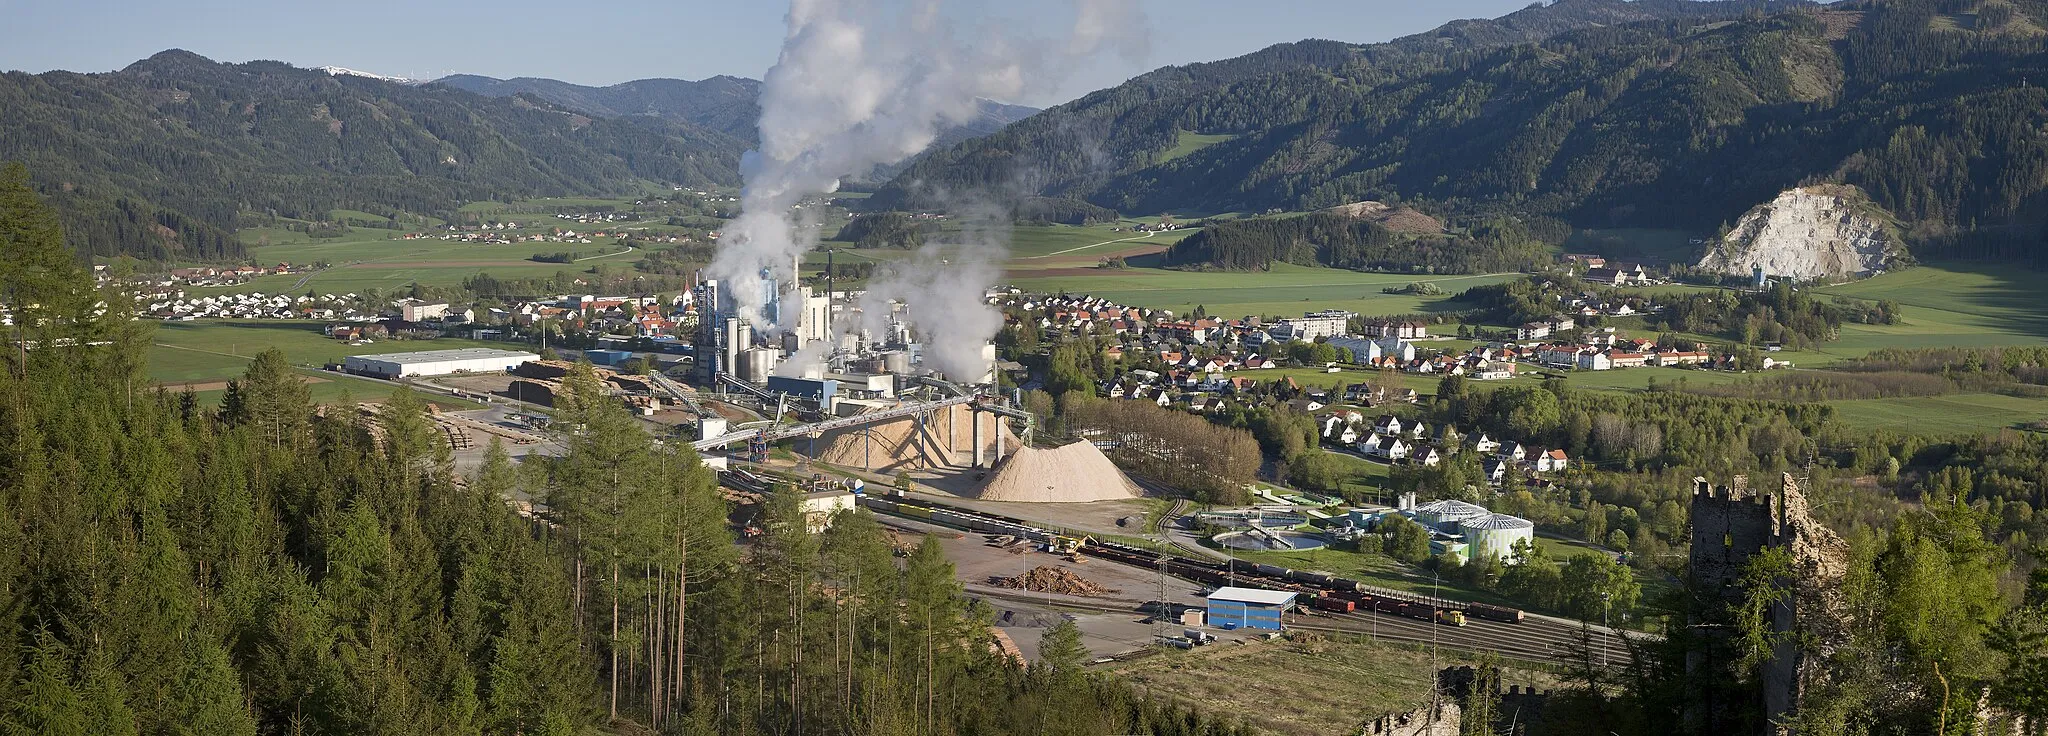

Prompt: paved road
xmin=288 ymin=269 xmax=323 ymax=291
xmin=572 ymin=245 xmax=635 ymax=262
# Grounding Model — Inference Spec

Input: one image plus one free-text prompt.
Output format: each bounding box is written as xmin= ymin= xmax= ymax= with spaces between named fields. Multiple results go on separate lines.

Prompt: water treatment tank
xmin=1459 ymin=514 xmax=1535 ymax=563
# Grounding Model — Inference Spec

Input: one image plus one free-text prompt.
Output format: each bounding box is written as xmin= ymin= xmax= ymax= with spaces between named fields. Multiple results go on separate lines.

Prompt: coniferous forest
xmin=0 ymin=166 xmax=1243 ymax=735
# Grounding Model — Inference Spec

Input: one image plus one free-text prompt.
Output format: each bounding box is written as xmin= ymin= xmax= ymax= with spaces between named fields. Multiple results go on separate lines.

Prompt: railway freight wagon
xmin=1466 ymin=603 xmax=1524 ymax=623
xmin=1312 ymin=596 xmax=1356 ymax=613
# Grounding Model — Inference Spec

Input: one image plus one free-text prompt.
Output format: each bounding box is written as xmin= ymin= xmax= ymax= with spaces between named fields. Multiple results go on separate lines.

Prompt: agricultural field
xmin=218 ymin=225 xmax=664 ymax=296
xmin=1533 ymin=365 xmax=1752 ymax=392
xmin=817 ymin=219 xmax=1196 ymax=260
xmin=1828 ymin=393 xmax=2048 ymax=436
xmin=147 ymin=320 xmax=498 ymax=406
xmin=1008 ymin=262 xmax=1514 ymax=320
xmin=1810 ymin=262 xmax=2048 ymax=360
xmin=1102 ymin=636 xmax=1539 ymax=736
xmin=1221 ymin=366 xmax=1441 ymax=394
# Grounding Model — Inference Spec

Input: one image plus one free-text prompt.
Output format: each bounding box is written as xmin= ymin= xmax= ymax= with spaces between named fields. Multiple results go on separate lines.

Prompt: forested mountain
xmin=878 ymin=0 xmax=2048 ymax=265
xmin=433 ymin=74 xmax=767 ymax=140
xmin=435 ymin=73 xmax=1039 ymax=151
xmin=872 ymin=0 xmax=1812 ymax=211
xmin=0 ymin=51 xmax=747 ymax=261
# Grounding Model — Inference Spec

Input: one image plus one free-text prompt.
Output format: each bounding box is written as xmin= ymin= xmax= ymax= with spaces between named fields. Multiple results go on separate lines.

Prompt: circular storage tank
xmin=1413 ymin=499 xmax=1490 ymax=532
xmin=881 ymin=351 xmax=912 ymax=375
xmin=741 ymin=348 xmax=779 ymax=382
xmin=1213 ymin=530 xmax=1328 ymax=552
xmin=1460 ymin=514 xmax=1535 ymax=562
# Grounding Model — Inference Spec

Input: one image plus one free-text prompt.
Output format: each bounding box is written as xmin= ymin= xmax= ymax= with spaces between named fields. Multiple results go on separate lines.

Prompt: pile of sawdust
xmin=976 ymin=440 xmax=1141 ymax=503
xmin=813 ymin=402 xmax=1019 ymax=472
xmin=990 ymin=566 xmax=1120 ymax=596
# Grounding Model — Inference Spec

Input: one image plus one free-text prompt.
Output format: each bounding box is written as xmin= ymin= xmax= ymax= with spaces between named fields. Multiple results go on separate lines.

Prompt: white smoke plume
xmin=855 ymin=198 xmax=1009 ymax=381
xmin=710 ymin=0 xmax=1143 ymax=380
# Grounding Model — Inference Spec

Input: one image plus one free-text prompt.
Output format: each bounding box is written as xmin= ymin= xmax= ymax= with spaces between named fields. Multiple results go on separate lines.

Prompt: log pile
xmin=989 ymin=566 xmax=1120 ymax=596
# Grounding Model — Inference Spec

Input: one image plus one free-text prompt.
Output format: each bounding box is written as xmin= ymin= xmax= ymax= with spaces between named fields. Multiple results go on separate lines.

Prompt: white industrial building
xmin=1368 ymin=494 xmax=1536 ymax=564
xmin=343 ymin=348 xmax=539 ymax=378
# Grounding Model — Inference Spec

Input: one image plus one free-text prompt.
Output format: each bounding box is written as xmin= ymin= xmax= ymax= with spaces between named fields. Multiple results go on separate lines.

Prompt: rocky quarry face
xmin=1698 ymin=185 xmax=1900 ymax=281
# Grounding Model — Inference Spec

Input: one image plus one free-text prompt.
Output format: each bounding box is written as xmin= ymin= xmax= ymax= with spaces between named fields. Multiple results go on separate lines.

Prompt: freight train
xmin=846 ymin=489 xmax=1524 ymax=627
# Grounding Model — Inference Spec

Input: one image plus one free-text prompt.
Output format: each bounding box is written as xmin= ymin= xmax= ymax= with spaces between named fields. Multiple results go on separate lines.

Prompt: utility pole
xmin=1431 ymin=570 xmax=1441 ymax=673
xmin=1154 ymin=558 xmax=1170 ymax=643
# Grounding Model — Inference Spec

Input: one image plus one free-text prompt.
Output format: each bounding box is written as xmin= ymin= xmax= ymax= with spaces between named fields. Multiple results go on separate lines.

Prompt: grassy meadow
xmin=146 ymin=321 xmax=499 ymax=406
xmin=1006 ymin=262 xmax=1514 ymax=320
xmin=1156 ymin=130 xmax=1239 ymax=164
xmin=1102 ymin=636 xmax=1522 ymax=736
xmin=223 ymin=224 xmax=661 ymax=296
xmin=1828 ymin=394 xmax=2048 ymax=436
xmin=1809 ymin=262 xmax=2048 ymax=360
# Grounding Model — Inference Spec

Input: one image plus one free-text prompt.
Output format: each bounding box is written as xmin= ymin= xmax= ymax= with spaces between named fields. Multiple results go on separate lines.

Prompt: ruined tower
xmin=1687 ymin=473 xmax=1850 ymax=735
xmin=1689 ymin=475 xmax=1783 ymax=599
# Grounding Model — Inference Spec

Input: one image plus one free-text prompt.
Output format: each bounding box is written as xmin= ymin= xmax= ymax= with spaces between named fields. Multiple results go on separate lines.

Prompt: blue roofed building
xmin=1205 ymin=587 xmax=1297 ymax=630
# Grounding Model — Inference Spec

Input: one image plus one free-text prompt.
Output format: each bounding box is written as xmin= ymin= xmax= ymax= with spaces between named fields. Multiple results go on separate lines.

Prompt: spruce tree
xmin=230 ymin=348 xmax=311 ymax=450
xmin=4 ymin=630 xmax=87 ymax=736
xmin=1036 ymin=619 xmax=1089 ymax=678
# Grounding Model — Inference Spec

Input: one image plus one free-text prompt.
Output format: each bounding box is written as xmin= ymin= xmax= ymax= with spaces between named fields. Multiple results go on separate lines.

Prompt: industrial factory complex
xmin=309 ymin=272 xmax=1622 ymax=678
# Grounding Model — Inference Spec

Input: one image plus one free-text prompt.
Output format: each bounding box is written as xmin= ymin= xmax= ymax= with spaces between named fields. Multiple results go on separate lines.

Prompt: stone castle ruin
xmin=1688 ymin=473 xmax=1850 ymax=735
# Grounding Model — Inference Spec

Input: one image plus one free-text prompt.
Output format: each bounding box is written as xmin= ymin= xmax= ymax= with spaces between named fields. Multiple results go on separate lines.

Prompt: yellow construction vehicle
xmin=1047 ymin=534 xmax=1089 ymax=556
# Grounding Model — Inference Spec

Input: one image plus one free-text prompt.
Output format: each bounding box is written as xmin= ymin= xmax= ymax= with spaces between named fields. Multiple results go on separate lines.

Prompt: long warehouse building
xmin=343 ymin=348 xmax=539 ymax=378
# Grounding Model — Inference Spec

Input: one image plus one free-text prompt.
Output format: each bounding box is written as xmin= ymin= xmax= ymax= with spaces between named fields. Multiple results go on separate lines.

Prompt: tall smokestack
xmin=707 ymin=0 xmax=1144 ymax=380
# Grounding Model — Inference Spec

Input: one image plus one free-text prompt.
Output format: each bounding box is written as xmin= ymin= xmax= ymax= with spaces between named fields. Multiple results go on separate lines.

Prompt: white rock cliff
xmin=1698 ymin=185 xmax=1899 ymax=281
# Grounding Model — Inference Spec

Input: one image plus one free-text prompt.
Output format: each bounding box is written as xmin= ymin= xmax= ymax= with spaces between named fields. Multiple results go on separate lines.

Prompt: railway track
xmin=838 ymin=489 xmax=1652 ymax=669
xmin=1147 ymin=497 xmax=1189 ymax=535
xmin=970 ymin=587 xmax=1633 ymax=669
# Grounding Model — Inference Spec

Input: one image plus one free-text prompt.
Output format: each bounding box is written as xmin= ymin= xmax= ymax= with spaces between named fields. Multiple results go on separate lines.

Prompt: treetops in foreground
xmin=0 ymin=162 xmax=1253 ymax=735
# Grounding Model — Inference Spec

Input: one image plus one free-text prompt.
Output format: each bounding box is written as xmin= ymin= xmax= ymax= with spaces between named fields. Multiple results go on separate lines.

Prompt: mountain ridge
xmin=875 ymin=0 xmax=2048 ymax=269
xmin=1 ymin=49 xmax=747 ymax=260
xmin=431 ymin=73 xmax=1039 ymax=153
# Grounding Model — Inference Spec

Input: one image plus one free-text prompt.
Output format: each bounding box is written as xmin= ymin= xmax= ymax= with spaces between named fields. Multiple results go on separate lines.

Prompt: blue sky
xmin=0 ymin=0 xmax=1537 ymax=106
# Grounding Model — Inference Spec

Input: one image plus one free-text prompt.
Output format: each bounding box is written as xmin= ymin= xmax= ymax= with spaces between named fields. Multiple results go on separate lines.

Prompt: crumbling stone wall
xmin=1687 ymin=474 xmax=1852 ymax=735
xmin=1362 ymin=697 xmax=1459 ymax=736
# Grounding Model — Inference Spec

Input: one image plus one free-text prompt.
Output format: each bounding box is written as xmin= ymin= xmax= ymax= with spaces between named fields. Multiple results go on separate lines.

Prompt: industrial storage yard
xmin=811 ymin=402 xmax=1018 ymax=473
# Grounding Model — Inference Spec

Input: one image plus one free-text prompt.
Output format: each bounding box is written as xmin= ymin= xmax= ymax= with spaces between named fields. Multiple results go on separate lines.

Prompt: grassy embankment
xmin=1103 ymin=635 xmax=1552 ymax=736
